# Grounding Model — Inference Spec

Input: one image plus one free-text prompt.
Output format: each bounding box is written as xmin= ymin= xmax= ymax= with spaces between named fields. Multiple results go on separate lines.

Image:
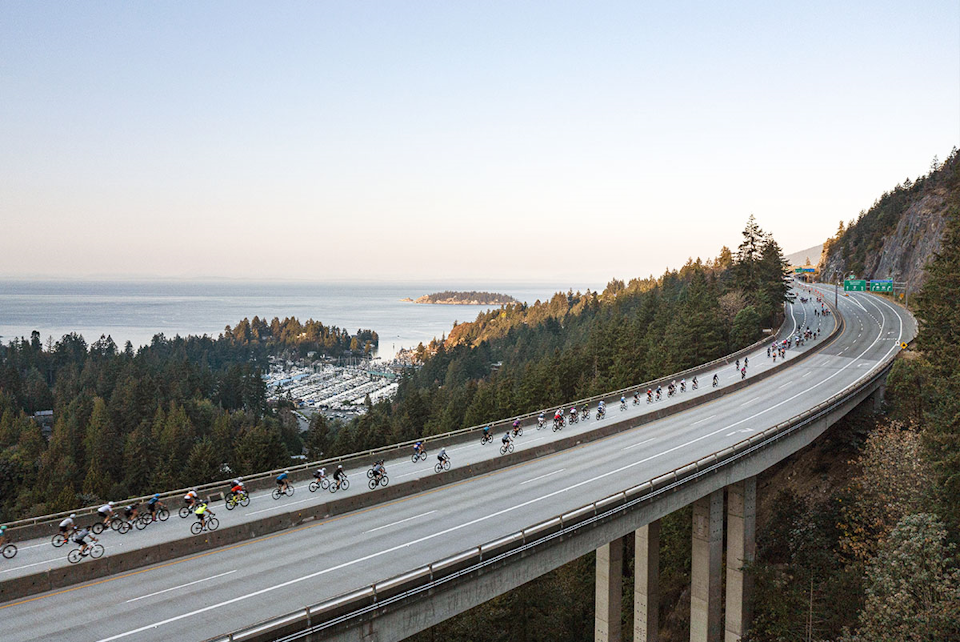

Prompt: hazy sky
xmin=2 ymin=2 xmax=957 ymax=283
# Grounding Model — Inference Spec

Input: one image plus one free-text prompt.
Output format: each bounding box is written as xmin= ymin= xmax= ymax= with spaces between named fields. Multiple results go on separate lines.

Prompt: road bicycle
xmin=512 ymin=426 xmax=523 ymax=437
xmin=52 ymin=531 xmax=74 ymax=548
xmin=309 ymin=477 xmax=330 ymax=492
xmin=67 ymin=543 xmax=103 ymax=564
xmin=435 ymin=458 xmax=451 ymax=473
xmin=480 ymin=433 xmax=493 ymax=445
xmin=620 ymin=401 xmax=627 ymax=411
xmin=596 ymin=407 xmax=606 ymax=420
xmin=91 ymin=514 xmax=123 ymax=535
xmin=272 ymin=484 xmax=295 ymax=500
xmin=179 ymin=503 xmax=197 ymax=519
xmin=499 ymin=441 xmax=514 ymax=455
xmin=225 ymin=492 xmax=250 ymax=510
xmin=367 ymin=473 xmax=389 ymax=489
xmin=328 ymin=477 xmax=350 ymax=493
xmin=190 ymin=516 xmax=219 ymax=535
xmin=411 ymin=449 xmax=428 ymax=463
xmin=569 ymin=413 xmax=579 ymax=424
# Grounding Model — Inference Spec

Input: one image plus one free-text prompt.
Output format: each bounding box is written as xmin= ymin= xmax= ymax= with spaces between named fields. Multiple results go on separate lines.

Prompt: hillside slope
xmin=819 ymin=148 xmax=959 ymax=293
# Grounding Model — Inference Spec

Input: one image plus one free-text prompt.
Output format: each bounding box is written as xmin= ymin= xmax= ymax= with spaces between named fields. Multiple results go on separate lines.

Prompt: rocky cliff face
xmin=819 ymin=149 xmax=959 ymax=295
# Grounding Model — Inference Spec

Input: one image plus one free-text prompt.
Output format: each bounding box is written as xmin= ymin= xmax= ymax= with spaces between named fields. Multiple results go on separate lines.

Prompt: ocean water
xmin=0 ymin=280 xmax=596 ymax=358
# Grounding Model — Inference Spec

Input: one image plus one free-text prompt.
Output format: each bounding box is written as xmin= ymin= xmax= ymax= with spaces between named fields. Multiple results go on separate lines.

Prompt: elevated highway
xmin=0 ymin=288 xmax=914 ymax=642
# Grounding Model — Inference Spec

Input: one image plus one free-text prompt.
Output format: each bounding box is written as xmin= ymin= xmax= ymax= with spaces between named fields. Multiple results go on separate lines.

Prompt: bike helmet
xmin=70 ymin=513 xmax=76 ymax=519
xmin=108 ymin=501 xmax=114 ymax=507
xmin=153 ymin=494 xmax=160 ymax=500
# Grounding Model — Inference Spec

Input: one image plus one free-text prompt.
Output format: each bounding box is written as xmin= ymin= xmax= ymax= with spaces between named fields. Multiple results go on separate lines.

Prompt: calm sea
xmin=0 ymin=281 xmax=597 ymax=358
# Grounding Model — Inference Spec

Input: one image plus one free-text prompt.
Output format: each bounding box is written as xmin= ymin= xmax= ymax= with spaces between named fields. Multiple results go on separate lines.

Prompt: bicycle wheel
xmin=507 ymin=443 xmax=515 ymax=454
xmin=443 ymin=460 xmax=451 ymax=471
xmin=271 ymin=488 xmax=281 ymax=500
xmin=239 ymin=494 xmax=250 ymax=507
xmin=368 ymin=478 xmax=378 ymax=490
xmin=341 ymin=478 xmax=350 ymax=490
xmin=91 ymin=522 xmax=105 ymax=535
xmin=118 ymin=521 xmax=131 ymax=535
xmin=411 ymin=453 xmax=418 ymax=463
xmin=135 ymin=516 xmax=149 ymax=531
xmin=89 ymin=543 xmax=104 ymax=559
xmin=380 ymin=475 xmax=389 ymax=487
xmin=309 ymin=481 xmax=320 ymax=493
xmin=285 ymin=485 xmax=295 ymax=497
xmin=320 ymin=478 xmax=330 ymax=490
xmin=516 ymin=427 xmax=523 ymax=437
xmin=157 ymin=507 xmax=169 ymax=521
xmin=500 ymin=445 xmax=508 ymax=455
xmin=190 ymin=521 xmax=203 ymax=535
xmin=67 ymin=549 xmax=82 ymax=564
xmin=52 ymin=533 xmax=67 ymax=548
xmin=367 ymin=469 xmax=375 ymax=478
xmin=225 ymin=497 xmax=236 ymax=510
xmin=110 ymin=517 xmax=122 ymax=532
xmin=207 ymin=517 xmax=219 ymax=531
xmin=435 ymin=463 xmax=442 ymax=473
xmin=1 ymin=543 xmax=16 ymax=559
xmin=179 ymin=506 xmax=191 ymax=519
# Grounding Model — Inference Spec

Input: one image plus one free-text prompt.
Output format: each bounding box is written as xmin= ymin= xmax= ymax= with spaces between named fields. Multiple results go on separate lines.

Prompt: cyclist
xmin=413 ymin=441 xmax=424 ymax=457
xmin=656 ymin=385 xmax=662 ymax=400
xmin=184 ymin=489 xmax=199 ymax=509
xmin=59 ymin=514 xmax=77 ymax=537
xmin=371 ymin=459 xmax=386 ymax=481
xmin=581 ymin=403 xmax=589 ymax=418
xmin=712 ymin=373 xmax=719 ymax=387
xmin=502 ymin=431 xmax=512 ymax=447
xmin=0 ymin=524 xmax=7 ymax=547
xmin=437 ymin=447 xmax=449 ymax=467
xmin=741 ymin=366 xmax=747 ymax=380
xmin=512 ymin=419 xmax=521 ymax=437
xmin=229 ymin=479 xmax=246 ymax=501
xmin=333 ymin=465 xmax=347 ymax=490
xmin=482 ymin=425 xmax=491 ymax=440
xmin=123 ymin=504 xmax=138 ymax=522
xmin=680 ymin=378 xmax=686 ymax=393
xmin=73 ymin=526 xmax=98 ymax=556
xmin=312 ymin=468 xmax=326 ymax=484
xmin=735 ymin=359 xmax=740 ymax=370
xmin=620 ymin=395 xmax=627 ymax=410
xmin=276 ymin=470 xmax=291 ymax=494
xmin=147 ymin=494 xmax=164 ymax=521
xmin=537 ymin=412 xmax=545 ymax=428
xmin=570 ymin=405 xmax=578 ymax=421
xmin=692 ymin=376 xmax=698 ymax=390
xmin=97 ymin=502 xmax=115 ymax=526
xmin=194 ymin=502 xmax=214 ymax=530
xmin=597 ymin=400 xmax=605 ymax=418
xmin=744 ymin=356 xmax=749 ymax=368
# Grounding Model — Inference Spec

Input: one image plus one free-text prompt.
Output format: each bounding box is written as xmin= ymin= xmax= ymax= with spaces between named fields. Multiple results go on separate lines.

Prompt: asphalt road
xmin=1 ymin=287 xmax=913 ymax=642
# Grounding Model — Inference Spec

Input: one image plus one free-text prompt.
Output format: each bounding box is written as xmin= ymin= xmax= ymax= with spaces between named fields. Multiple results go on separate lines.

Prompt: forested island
xmin=404 ymin=291 xmax=519 ymax=305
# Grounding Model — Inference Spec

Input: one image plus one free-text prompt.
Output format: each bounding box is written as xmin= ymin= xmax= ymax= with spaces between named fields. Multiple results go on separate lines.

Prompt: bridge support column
xmin=690 ymin=490 xmax=723 ymax=642
xmin=634 ymin=520 xmax=660 ymax=642
xmin=595 ymin=537 xmax=624 ymax=642
xmin=870 ymin=382 xmax=885 ymax=413
xmin=725 ymin=477 xmax=756 ymax=641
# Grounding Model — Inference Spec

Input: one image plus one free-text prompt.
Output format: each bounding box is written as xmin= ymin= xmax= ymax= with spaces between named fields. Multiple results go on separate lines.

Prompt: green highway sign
xmin=870 ymin=280 xmax=893 ymax=292
xmin=844 ymin=279 xmax=867 ymax=292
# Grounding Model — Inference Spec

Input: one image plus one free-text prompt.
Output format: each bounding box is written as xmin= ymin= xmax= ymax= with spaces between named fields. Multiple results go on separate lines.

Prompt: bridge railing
xmin=207 ymin=289 xmax=866 ymax=642
xmin=5 ymin=291 xmax=821 ymax=534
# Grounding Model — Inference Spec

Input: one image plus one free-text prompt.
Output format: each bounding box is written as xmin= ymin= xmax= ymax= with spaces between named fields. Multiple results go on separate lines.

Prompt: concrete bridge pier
xmin=690 ymin=490 xmax=724 ymax=642
xmin=595 ymin=537 xmax=624 ymax=642
xmin=634 ymin=520 xmax=660 ymax=642
xmin=724 ymin=477 xmax=756 ymax=642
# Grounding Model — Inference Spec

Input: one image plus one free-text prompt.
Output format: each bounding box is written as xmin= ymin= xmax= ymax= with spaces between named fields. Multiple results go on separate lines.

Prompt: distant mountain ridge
xmin=784 ymin=244 xmax=822 ymax=267
xmin=819 ymin=148 xmax=959 ymax=293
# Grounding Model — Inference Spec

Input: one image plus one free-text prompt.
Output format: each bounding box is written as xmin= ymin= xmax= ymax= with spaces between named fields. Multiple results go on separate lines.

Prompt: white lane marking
xmin=693 ymin=415 xmax=716 ymax=425
xmin=247 ymin=498 xmax=314 ymax=516
xmin=520 ymin=469 xmax=566 ymax=484
xmin=0 ymin=559 xmax=53 ymax=574
xmin=801 ymin=372 xmax=812 ymax=378
xmin=16 ymin=542 xmax=49 ymax=551
xmin=363 ymin=511 xmax=436 ymax=534
xmin=524 ymin=437 xmax=546 ymax=445
xmin=777 ymin=382 xmax=792 ymax=389
xmin=625 ymin=438 xmax=655 ymax=451
xmin=95 ymin=292 xmax=905 ymax=642
xmin=398 ymin=469 xmax=430 ymax=479
xmin=740 ymin=398 xmax=755 ymax=406
xmin=126 ymin=570 xmax=237 ymax=603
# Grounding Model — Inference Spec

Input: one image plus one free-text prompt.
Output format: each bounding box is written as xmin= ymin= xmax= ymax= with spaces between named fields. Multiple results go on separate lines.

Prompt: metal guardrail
xmin=5 ymin=293 xmax=813 ymax=532
xmin=206 ymin=287 xmax=854 ymax=642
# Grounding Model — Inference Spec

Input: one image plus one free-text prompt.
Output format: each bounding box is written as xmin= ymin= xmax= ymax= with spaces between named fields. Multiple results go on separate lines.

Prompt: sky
xmin=1 ymin=1 xmax=958 ymax=284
